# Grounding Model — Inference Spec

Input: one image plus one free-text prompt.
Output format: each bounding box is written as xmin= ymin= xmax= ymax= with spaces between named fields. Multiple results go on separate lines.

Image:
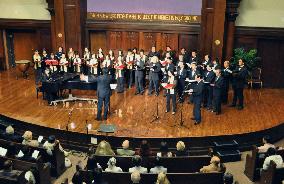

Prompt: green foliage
xmin=231 ymin=48 xmax=260 ymax=71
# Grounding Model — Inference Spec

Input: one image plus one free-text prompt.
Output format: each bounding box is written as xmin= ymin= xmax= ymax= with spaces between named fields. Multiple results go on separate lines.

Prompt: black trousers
xmin=213 ymin=94 xmax=222 ymax=113
xmin=222 ymin=81 xmax=230 ymax=103
xmin=232 ymin=87 xmax=244 ymax=107
xmin=97 ymin=95 xmax=110 ymax=120
xmin=166 ymin=93 xmax=176 ymax=112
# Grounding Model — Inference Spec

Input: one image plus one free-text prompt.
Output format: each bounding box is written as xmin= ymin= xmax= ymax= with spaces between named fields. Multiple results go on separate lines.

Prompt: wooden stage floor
xmin=0 ymin=69 xmax=284 ymax=138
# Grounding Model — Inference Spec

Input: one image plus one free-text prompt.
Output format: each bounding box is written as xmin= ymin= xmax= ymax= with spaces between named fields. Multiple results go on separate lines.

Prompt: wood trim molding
xmin=0 ymin=19 xmax=51 ymax=29
xmin=235 ymin=26 xmax=284 ymax=38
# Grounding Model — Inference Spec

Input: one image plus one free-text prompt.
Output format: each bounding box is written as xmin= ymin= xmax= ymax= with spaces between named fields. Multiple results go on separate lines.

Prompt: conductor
xmin=80 ymin=68 xmax=112 ymax=121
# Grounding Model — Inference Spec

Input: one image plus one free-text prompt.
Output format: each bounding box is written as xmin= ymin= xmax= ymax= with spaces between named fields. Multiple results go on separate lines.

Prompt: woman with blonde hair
xmin=95 ymin=140 xmax=115 ymax=156
xmin=175 ymin=141 xmax=187 ymax=156
xmin=156 ymin=172 xmax=170 ymax=184
xmin=22 ymin=131 xmax=39 ymax=147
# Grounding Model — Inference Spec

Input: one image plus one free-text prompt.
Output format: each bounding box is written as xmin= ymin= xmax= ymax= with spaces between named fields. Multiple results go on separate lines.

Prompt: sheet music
xmin=91 ymin=137 xmax=97 ymax=145
xmin=37 ymin=136 xmax=43 ymax=143
xmin=0 ymin=147 xmax=7 ymax=156
xmin=32 ymin=150 xmax=40 ymax=159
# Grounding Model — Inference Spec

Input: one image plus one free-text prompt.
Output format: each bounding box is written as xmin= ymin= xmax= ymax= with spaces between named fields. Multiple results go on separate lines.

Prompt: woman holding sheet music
xmin=163 ymin=70 xmax=177 ymax=115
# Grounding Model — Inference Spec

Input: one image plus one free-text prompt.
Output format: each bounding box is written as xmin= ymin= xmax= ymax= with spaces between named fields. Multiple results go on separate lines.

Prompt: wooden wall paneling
xmin=89 ymin=31 xmax=107 ymax=53
xmin=234 ymin=36 xmax=258 ymax=51
xmin=37 ymin=29 xmax=52 ymax=52
xmin=0 ymin=29 xmax=4 ymax=70
xmin=142 ymin=32 xmax=156 ymax=51
xmin=161 ymin=33 xmax=179 ymax=52
xmin=53 ymin=0 xmax=66 ymax=50
xmin=178 ymin=34 xmax=199 ymax=53
xmin=13 ymin=30 xmax=38 ymax=61
xmin=107 ymin=31 xmax=122 ymax=52
xmin=64 ymin=4 xmax=78 ymax=51
xmin=125 ymin=32 xmax=139 ymax=50
xmin=155 ymin=33 xmax=162 ymax=51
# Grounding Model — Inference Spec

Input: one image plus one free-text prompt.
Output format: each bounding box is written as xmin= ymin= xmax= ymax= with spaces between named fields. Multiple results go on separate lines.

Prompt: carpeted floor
xmin=52 ymin=138 xmax=284 ymax=184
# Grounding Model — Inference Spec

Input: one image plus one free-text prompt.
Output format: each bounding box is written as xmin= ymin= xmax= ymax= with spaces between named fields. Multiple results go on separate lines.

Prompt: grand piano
xmin=42 ymin=72 xmax=98 ymax=105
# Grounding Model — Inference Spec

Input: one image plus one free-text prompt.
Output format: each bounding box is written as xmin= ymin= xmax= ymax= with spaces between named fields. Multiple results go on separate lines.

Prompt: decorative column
xmin=225 ymin=0 xmax=241 ymax=60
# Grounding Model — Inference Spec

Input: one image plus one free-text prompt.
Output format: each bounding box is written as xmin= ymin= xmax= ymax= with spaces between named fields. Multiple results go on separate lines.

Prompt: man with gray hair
xmin=116 ymin=140 xmax=135 ymax=156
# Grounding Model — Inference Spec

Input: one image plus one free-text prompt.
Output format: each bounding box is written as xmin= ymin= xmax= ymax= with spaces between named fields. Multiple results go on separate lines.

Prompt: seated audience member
xmin=116 ymin=140 xmax=135 ymax=156
xmin=22 ymin=131 xmax=39 ymax=147
xmin=6 ymin=142 xmax=18 ymax=158
xmin=43 ymin=135 xmax=68 ymax=156
xmin=200 ymin=156 xmax=221 ymax=173
xmin=129 ymin=155 xmax=148 ymax=173
xmin=0 ymin=160 xmax=22 ymax=177
xmin=150 ymin=156 xmax=167 ymax=174
xmin=93 ymin=168 xmax=108 ymax=184
xmin=72 ymin=163 xmax=84 ymax=184
xmin=175 ymin=141 xmax=187 ymax=156
xmin=87 ymin=155 xmax=101 ymax=171
xmin=3 ymin=126 xmax=23 ymax=143
xmin=105 ymin=157 xmax=123 ymax=172
xmin=17 ymin=146 xmax=38 ymax=162
xmin=263 ymin=147 xmax=283 ymax=170
xmin=157 ymin=141 xmax=172 ymax=157
xmin=131 ymin=171 xmax=141 ymax=184
xmin=95 ymin=140 xmax=115 ymax=156
xmin=223 ymin=173 xmax=234 ymax=184
xmin=258 ymin=136 xmax=275 ymax=153
xmin=24 ymin=167 xmax=37 ymax=184
xmin=156 ymin=172 xmax=171 ymax=184
xmin=136 ymin=140 xmax=151 ymax=157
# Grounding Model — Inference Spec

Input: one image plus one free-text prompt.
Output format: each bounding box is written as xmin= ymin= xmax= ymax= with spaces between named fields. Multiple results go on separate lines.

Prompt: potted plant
xmin=231 ymin=48 xmax=261 ymax=71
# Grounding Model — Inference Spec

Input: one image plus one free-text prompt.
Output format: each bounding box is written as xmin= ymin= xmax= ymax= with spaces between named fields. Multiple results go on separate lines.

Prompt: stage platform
xmin=0 ymin=69 xmax=284 ymax=151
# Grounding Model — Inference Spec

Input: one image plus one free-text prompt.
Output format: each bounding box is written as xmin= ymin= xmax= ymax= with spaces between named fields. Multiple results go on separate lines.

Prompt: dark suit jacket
xmin=192 ymin=81 xmax=204 ymax=102
xmin=204 ymin=71 xmax=216 ymax=84
xmin=177 ymin=68 xmax=188 ymax=80
xmin=149 ymin=62 xmax=161 ymax=81
xmin=88 ymin=75 xmax=112 ymax=98
xmin=213 ymin=76 xmax=224 ymax=96
xmin=187 ymin=69 xmax=200 ymax=80
xmin=165 ymin=63 xmax=175 ymax=73
xmin=232 ymin=66 xmax=248 ymax=89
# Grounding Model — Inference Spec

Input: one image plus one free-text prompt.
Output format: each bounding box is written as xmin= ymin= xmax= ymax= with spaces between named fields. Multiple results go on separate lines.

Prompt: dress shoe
xmin=95 ymin=118 xmax=102 ymax=121
xmin=190 ymin=117 xmax=195 ymax=120
xmin=194 ymin=121 xmax=200 ymax=125
xmin=172 ymin=112 xmax=176 ymax=115
xmin=229 ymin=104 xmax=236 ymax=107
xmin=155 ymin=93 xmax=159 ymax=96
xmin=237 ymin=106 xmax=244 ymax=110
xmin=134 ymin=92 xmax=139 ymax=95
xmin=215 ymin=112 xmax=221 ymax=115
xmin=206 ymin=107 xmax=212 ymax=111
xmin=165 ymin=110 xmax=169 ymax=113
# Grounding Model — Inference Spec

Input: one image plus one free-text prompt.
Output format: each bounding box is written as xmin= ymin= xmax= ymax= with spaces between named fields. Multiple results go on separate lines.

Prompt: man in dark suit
xmin=134 ymin=50 xmax=146 ymax=95
xmin=212 ymin=68 xmax=224 ymax=115
xmin=189 ymin=74 xmax=204 ymax=125
xmin=188 ymin=50 xmax=200 ymax=65
xmin=222 ymin=61 xmax=233 ymax=104
xmin=177 ymin=61 xmax=188 ymax=103
xmin=187 ymin=62 xmax=200 ymax=104
xmin=148 ymin=56 xmax=161 ymax=96
xmin=80 ymin=68 xmax=113 ymax=120
xmin=203 ymin=64 xmax=215 ymax=110
xmin=180 ymin=48 xmax=190 ymax=64
xmin=230 ymin=59 xmax=248 ymax=110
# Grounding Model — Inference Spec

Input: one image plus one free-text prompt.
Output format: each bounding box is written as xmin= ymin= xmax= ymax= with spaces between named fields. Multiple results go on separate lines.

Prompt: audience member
xmin=136 ymin=140 xmax=151 ymax=157
xmin=116 ymin=140 xmax=135 ymax=156
xmin=93 ymin=168 xmax=108 ymax=184
xmin=263 ymin=147 xmax=283 ymax=170
xmin=129 ymin=155 xmax=148 ymax=173
xmin=157 ymin=141 xmax=172 ymax=157
xmin=3 ymin=125 xmax=23 ymax=143
xmin=95 ymin=140 xmax=115 ymax=156
xmin=24 ymin=167 xmax=37 ymax=184
xmin=87 ymin=155 xmax=100 ymax=171
xmin=200 ymin=156 xmax=221 ymax=173
xmin=156 ymin=172 xmax=171 ymax=184
xmin=0 ymin=160 xmax=22 ymax=177
xmin=6 ymin=142 xmax=18 ymax=158
xmin=175 ymin=141 xmax=187 ymax=156
xmin=131 ymin=171 xmax=141 ymax=184
xmin=223 ymin=173 xmax=234 ymax=184
xmin=72 ymin=163 xmax=84 ymax=184
xmin=258 ymin=136 xmax=275 ymax=153
xmin=105 ymin=157 xmax=123 ymax=172
xmin=43 ymin=135 xmax=68 ymax=156
xmin=22 ymin=131 xmax=39 ymax=147
xmin=150 ymin=156 xmax=167 ymax=174
xmin=16 ymin=145 xmax=35 ymax=162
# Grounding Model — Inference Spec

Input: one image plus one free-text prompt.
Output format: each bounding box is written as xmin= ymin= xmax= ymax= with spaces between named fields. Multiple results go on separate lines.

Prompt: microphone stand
xmin=85 ymin=119 xmax=89 ymax=135
xmin=65 ymin=108 xmax=73 ymax=152
xmin=150 ymin=99 xmax=160 ymax=123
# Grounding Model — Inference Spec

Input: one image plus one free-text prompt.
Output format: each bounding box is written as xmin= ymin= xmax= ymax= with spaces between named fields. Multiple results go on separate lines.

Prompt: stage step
xmin=213 ymin=140 xmax=241 ymax=162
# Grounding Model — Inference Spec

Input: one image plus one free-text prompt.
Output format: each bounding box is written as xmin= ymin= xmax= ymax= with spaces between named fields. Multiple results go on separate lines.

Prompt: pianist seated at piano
xmin=41 ymin=68 xmax=58 ymax=105
xmin=80 ymin=68 xmax=113 ymax=121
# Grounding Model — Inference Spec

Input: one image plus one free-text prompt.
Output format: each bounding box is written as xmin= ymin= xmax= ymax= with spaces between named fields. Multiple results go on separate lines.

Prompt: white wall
xmin=0 ymin=0 xmax=51 ymax=20
xmin=236 ymin=0 xmax=284 ymax=28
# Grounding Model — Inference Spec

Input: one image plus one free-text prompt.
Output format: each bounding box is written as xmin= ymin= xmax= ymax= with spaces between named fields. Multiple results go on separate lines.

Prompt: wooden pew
xmin=0 ymin=172 xmax=26 ymax=184
xmin=90 ymin=155 xmax=212 ymax=173
xmin=259 ymin=161 xmax=284 ymax=184
xmin=79 ymin=170 xmax=224 ymax=184
xmin=244 ymin=146 xmax=284 ymax=182
xmin=0 ymin=138 xmax=66 ymax=177
xmin=0 ymin=156 xmax=51 ymax=184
